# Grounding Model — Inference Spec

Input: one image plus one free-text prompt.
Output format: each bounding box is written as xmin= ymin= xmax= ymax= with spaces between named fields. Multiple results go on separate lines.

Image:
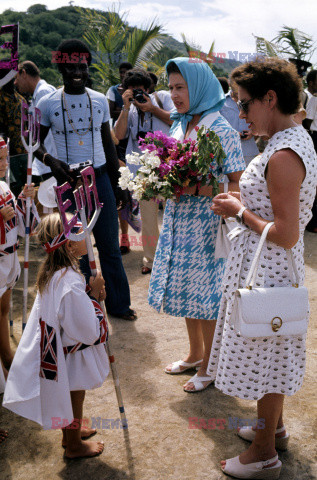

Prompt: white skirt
xmin=0 ymin=251 xmax=21 ymax=297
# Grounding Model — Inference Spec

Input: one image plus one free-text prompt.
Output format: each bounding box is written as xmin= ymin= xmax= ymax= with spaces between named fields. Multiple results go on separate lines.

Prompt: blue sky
xmin=2 ymin=0 xmax=317 ymax=66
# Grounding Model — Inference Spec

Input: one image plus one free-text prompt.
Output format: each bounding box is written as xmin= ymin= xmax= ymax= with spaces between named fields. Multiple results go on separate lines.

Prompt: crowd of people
xmin=0 ymin=36 xmax=316 ymax=479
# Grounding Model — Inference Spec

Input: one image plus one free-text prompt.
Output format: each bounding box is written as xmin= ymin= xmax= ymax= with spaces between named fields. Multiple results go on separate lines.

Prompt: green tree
xmin=80 ymin=6 xmax=165 ymax=90
xmin=27 ymin=4 xmax=47 ymax=15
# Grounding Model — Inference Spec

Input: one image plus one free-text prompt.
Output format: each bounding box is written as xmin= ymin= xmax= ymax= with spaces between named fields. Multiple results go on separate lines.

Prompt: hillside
xmin=0 ymin=4 xmax=239 ymax=89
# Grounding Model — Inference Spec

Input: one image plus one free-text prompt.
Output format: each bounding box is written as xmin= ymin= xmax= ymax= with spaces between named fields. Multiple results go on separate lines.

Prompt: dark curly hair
xmin=231 ymin=57 xmax=302 ymax=115
xmin=123 ymin=68 xmax=151 ymax=90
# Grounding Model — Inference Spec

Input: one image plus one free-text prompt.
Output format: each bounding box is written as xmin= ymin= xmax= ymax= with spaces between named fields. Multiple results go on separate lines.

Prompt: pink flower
xmin=209 ymin=153 xmax=214 ymax=159
xmin=194 ymin=126 xmax=199 ymax=132
xmin=159 ymin=163 xmax=171 ymax=177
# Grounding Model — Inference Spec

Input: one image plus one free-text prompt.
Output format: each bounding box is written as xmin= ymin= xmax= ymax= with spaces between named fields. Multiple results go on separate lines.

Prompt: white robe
xmin=3 ymin=268 xmax=109 ymax=429
xmin=0 ymin=181 xmax=40 ymax=296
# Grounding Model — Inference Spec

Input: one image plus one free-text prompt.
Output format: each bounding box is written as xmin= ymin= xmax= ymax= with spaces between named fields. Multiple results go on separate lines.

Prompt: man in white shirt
xmin=14 ymin=61 xmax=57 ymax=182
xmin=303 ymin=70 xmax=317 ymax=150
xmin=304 ymin=70 xmax=317 ymax=105
xmin=115 ymin=68 xmax=174 ymax=274
xmin=33 ymin=39 xmax=136 ymax=320
xmin=303 ymin=70 xmax=317 ymax=232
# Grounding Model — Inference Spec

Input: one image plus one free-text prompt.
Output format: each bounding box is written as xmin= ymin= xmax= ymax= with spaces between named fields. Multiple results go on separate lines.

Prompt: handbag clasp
xmin=271 ymin=316 xmax=283 ymax=332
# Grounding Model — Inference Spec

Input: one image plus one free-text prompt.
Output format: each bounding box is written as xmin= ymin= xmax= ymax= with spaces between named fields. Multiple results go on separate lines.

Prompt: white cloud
xmin=1 ymin=0 xmax=317 ymax=64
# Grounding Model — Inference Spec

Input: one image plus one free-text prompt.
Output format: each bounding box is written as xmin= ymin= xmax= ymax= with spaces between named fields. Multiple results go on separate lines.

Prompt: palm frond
xmin=123 ymin=20 xmax=165 ymax=66
xmin=273 ymin=26 xmax=315 ymax=60
xmin=253 ymin=34 xmax=281 ymax=57
xmin=180 ymin=33 xmax=201 ymax=55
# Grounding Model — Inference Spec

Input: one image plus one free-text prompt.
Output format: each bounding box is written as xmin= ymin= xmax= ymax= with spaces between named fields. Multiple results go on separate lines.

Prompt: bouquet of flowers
xmin=119 ymin=126 xmax=226 ymax=201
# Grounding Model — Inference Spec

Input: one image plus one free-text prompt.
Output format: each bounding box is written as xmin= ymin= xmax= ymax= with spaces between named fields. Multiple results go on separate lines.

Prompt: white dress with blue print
xmin=207 ymin=125 xmax=317 ymax=400
xmin=148 ymin=112 xmax=245 ymax=320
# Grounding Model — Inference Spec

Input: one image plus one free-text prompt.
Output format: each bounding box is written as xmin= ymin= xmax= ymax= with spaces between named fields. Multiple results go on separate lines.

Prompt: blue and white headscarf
xmin=166 ymin=57 xmax=225 ymax=135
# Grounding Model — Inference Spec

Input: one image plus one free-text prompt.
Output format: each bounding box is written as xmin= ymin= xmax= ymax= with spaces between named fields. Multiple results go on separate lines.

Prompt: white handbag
xmin=232 ymin=222 xmax=309 ymax=338
xmin=214 ymin=182 xmax=239 ymax=259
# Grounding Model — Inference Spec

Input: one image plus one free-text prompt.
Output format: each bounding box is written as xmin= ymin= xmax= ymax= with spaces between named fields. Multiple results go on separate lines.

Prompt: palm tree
xmin=79 ymin=6 xmax=165 ymax=90
xmin=273 ymin=26 xmax=315 ymax=61
xmin=254 ymin=26 xmax=315 ymax=62
xmin=181 ymin=33 xmax=215 ymax=69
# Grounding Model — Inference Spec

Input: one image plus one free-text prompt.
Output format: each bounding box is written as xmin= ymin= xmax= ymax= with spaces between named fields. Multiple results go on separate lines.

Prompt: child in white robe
xmin=0 ymin=137 xmax=39 ymax=376
xmin=3 ymin=213 xmax=110 ymax=458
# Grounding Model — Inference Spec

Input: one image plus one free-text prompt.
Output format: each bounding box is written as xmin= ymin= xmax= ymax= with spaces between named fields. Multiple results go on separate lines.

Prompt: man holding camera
xmin=34 ymin=39 xmax=136 ymax=321
xmin=115 ymin=68 xmax=174 ymax=274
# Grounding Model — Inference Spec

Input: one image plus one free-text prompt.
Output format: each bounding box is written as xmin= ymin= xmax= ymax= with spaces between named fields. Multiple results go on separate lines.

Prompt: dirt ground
xmin=0 ymin=212 xmax=316 ymax=480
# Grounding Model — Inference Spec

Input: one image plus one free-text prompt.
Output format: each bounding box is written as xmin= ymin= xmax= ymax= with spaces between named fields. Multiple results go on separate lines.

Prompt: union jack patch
xmin=92 ymin=299 xmax=108 ymax=344
xmin=39 ymin=319 xmax=58 ymax=381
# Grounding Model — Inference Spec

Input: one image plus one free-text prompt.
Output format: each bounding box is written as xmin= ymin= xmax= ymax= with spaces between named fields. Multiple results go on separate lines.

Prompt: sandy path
xmin=0 ymin=216 xmax=316 ymax=480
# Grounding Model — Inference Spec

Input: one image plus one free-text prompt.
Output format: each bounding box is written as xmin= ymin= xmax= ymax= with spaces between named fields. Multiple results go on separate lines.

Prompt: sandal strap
xmin=275 ymin=426 xmax=286 ymax=434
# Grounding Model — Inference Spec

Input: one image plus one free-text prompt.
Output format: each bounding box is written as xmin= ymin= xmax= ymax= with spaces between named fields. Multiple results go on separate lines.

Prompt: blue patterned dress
xmin=148 ymin=112 xmax=245 ymax=320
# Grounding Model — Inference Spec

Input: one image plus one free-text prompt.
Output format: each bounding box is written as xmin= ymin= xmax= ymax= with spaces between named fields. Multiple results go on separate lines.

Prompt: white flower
xmin=119 ymin=167 xmax=134 ymax=190
xmin=132 ymin=186 xmax=144 ymax=201
xmin=126 ymin=153 xmax=142 ymax=165
xmin=138 ymin=165 xmax=152 ymax=175
xmin=127 ymin=181 xmax=135 ymax=191
xmin=145 ymin=154 xmax=161 ymax=168
xmin=148 ymin=172 xmax=159 ymax=184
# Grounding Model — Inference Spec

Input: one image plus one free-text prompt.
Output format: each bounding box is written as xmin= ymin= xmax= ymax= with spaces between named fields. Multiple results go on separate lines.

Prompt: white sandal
xmin=238 ymin=426 xmax=290 ymax=451
xmin=164 ymin=359 xmax=203 ymax=375
xmin=222 ymin=454 xmax=282 ymax=479
xmin=183 ymin=373 xmax=213 ymax=393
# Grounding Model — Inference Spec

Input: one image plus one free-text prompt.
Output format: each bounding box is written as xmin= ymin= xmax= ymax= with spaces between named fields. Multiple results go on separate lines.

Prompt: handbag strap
xmin=245 ymin=222 xmax=300 ymax=288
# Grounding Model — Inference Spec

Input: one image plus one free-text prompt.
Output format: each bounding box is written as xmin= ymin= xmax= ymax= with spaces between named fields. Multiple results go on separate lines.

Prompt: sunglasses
xmin=237 ymin=98 xmax=254 ymax=114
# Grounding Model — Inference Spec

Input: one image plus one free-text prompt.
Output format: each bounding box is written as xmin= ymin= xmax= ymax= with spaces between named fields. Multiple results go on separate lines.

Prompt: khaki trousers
xmin=139 ymin=199 xmax=163 ymax=268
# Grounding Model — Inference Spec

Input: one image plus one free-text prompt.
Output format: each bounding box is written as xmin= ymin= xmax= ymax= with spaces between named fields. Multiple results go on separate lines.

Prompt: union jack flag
xmin=39 ymin=319 xmax=58 ymax=381
xmin=63 ymin=299 xmax=108 ymax=355
xmin=0 ymin=191 xmax=17 ymax=244
xmin=16 ymin=194 xmax=39 ymax=235
xmin=42 ymin=222 xmax=82 ymax=254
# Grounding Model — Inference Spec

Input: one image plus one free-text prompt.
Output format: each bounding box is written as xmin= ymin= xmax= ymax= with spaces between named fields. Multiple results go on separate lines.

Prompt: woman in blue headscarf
xmin=148 ymin=57 xmax=245 ymax=392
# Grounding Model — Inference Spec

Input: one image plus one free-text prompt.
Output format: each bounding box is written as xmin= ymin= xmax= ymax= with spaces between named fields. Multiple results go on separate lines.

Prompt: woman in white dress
xmin=208 ymin=58 xmax=317 ymax=478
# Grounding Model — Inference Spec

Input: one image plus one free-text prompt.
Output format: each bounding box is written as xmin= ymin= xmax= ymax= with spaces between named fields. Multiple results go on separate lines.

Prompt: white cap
xmin=38 ymin=176 xmax=57 ymax=208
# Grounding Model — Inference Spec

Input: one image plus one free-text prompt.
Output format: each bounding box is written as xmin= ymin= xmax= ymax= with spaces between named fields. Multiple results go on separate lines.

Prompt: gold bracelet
xmin=42 ymin=152 xmax=50 ymax=166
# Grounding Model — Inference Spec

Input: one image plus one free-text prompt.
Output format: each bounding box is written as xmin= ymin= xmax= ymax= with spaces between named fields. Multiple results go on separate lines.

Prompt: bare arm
xmin=114 ymin=89 xmax=132 ymax=140
xmin=108 ymin=99 xmax=122 ymax=122
xmin=101 ymin=121 xmax=120 ymax=187
xmin=211 ymin=149 xmax=306 ymax=249
xmin=135 ymin=96 xmax=173 ymax=125
xmin=33 ymin=125 xmax=75 ymax=184
xmin=189 ymin=170 xmax=243 ymax=197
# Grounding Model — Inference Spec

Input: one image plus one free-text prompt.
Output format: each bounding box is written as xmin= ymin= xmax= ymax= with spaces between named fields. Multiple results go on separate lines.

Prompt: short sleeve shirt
xmin=220 ymin=94 xmax=259 ymax=164
xmin=31 ymin=79 xmax=57 ymax=176
xmin=37 ymin=87 xmax=110 ymax=167
xmin=306 ymin=95 xmax=317 ymax=132
xmin=124 ymin=90 xmax=174 ymax=175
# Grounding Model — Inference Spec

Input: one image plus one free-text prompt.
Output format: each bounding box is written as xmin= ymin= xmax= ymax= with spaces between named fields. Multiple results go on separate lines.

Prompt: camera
xmin=133 ymin=88 xmax=148 ymax=104
xmin=70 ymin=160 xmax=93 ymax=177
xmin=137 ymin=130 xmax=153 ymax=140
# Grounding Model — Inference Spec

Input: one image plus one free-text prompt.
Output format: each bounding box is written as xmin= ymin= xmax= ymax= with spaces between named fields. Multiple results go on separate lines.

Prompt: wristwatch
xmin=235 ymin=206 xmax=246 ymax=224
